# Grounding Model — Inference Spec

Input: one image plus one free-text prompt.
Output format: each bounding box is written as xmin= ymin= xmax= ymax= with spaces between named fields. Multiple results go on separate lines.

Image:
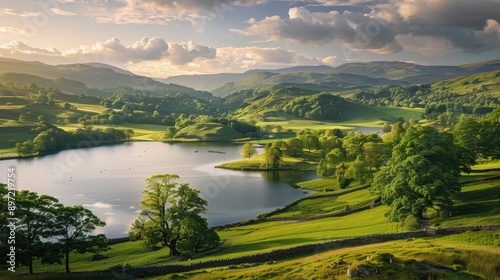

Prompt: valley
xmin=0 ymin=58 xmax=499 ymax=279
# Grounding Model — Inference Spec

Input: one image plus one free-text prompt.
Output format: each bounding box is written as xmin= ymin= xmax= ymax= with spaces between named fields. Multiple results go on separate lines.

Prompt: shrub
xmin=403 ymin=215 xmax=421 ymax=231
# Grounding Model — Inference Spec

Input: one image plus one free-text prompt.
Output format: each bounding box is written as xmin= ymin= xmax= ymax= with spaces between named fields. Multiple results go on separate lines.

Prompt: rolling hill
xmin=211 ymin=72 xmax=407 ymax=98
xmin=162 ymin=65 xmax=334 ymax=92
xmin=0 ymin=58 xmax=203 ymax=96
xmin=173 ymin=123 xmax=246 ymax=141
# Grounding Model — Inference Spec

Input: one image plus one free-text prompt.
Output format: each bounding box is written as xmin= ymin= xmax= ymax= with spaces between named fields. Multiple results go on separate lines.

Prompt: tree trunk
xmin=169 ymin=239 xmax=180 ymax=257
xmin=29 ymin=257 xmax=33 ymax=274
xmin=65 ymin=249 xmax=71 ymax=273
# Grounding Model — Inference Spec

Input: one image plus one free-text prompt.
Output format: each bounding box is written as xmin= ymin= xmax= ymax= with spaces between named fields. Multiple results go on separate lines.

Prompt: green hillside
xmin=228 ymin=86 xmax=423 ymax=129
xmin=212 ymin=71 xmax=406 ymax=97
xmin=432 ymin=70 xmax=500 ymax=96
xmin=173 ymin=123 xmax=246 ymax=141
xmin=0 ymin=58 xmax=205 ymax=96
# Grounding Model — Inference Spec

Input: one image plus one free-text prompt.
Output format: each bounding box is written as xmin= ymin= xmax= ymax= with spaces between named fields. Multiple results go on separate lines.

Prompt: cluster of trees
xmin=353 ymin=84 xmax=498 ymax=120
xmin=371 ymin=108 xmax=500 ymax=223
xmin=99 ymin=93 xmax=228 ymax=123
xmin=0 ymin=184 xmax=107 ymax=274
xmin=282 ymin=93 xmax=344 ymax=120
xmin=14 ymin=122 xmax=132 ymax=156
xmin=453 ymin=108 xmax=500 ymax=172
xmin=129 ymin=174 xmax=220 ymax=257
xmin=316 ymin=130 xmax=391 ymax=188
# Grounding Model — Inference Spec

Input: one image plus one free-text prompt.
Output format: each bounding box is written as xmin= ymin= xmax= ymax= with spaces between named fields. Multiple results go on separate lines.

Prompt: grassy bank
xmin=216 ymin=152 xmax=320 ymax=171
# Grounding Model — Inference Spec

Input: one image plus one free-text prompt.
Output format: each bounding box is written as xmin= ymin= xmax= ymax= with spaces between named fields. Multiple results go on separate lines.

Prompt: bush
xmin=403 ymin=215 xmax=421 ymax=231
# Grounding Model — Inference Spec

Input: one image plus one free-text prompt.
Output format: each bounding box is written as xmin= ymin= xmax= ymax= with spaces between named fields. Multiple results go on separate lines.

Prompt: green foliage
xmin=283 ymin=93 xmax=344 ymax=120
xmin=261 ymin=145 xmax=283 ymax=169
xmin=283 ymin=138 xmax=304 ymax=157
xmin=403 ymin=215 xmax=421 ymax=231
xmin=130 ymin=174 xmax=219 ymax=257
xmin=14 ymin=124 xmax=129 ymax=156
xmin=372 ymin=126 xmax=461 ymax=222
xmin=54 ymin=206 xmax=107 ymax=273
xmin=241 ymin=143 xmax=257 ymax=158
xmin=0 ymin=184 xmax=106 ymax=274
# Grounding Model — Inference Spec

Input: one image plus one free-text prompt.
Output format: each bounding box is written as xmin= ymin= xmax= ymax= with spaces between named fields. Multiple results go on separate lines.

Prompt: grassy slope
xmin=159 ymin=231 xmax=499 ymax=280
xmin=432 ymin=70 xmax=500 ymax=96
xmin=173 ymin=123 xmax=246 ymax=141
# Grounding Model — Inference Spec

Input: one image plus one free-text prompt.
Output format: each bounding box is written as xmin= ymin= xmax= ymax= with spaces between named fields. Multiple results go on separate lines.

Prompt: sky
xmin=0 ymin=0 xmax=499 ymax=78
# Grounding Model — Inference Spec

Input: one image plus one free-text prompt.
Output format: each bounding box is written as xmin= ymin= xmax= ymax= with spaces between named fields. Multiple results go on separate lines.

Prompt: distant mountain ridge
xmin=165 ymin=59 xmax=500 ymax=95
xmin=211 ymin=71 xmax=408 ymax=97
xmin=161 ymin=65 xmax=334 ymax=92
xmin=0 ymin=58 xmax=187 ymax=92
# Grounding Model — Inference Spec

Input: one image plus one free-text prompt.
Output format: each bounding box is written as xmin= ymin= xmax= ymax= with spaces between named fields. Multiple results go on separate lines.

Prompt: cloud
xmin=0 ymin=41 xmax=61 ymax=56
xmin=51 ymin=8 xmax=77 ymax=16
xmin=127 ymin=45 xmax=333 ymax=78
xmin=396 ymin=0 xmax=500 ymax=29
xmin=94 ymin=0 xmax=265 ymax=27
xmin=0 ymin=37 xmax=217 ymax=69
xmin=0 ymin=8 xmax=40 ymax=17
xmin=238 ymin=7 xmax=401 ymax=53
xmin=166 ymin=41 xmax=216 ymax=65
xmin=396 ymin=35 xmax=454 ymax=57
xmin=137 ymin=0 xmax=264 ymax=17
xmin=236 ymin=1 xmax=500 ymax=55
xmin=0 ymin=27 xmax=27 ymax=36
xmin=63 ymin=37 xmax=169 ymax=62
xmin=484 ymin=19 xmax=500 ymax=38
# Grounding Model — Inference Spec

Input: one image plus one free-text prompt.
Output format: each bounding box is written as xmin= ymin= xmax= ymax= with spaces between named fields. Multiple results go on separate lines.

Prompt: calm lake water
xmin=0 ymin=142 xmax=316 ymax=238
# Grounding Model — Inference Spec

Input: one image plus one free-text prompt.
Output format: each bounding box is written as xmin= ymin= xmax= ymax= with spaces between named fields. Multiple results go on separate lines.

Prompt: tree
xmin=54 ymin=206 xmax=106 ymax=273
xmin=284 ymin=138 xmax=304 ymax=157
xmin=130 ymin=174 xmax=219 ymax=257
xmin=336 ymin=163 xmax=350 ymax=189
xmin=453 ymin=117 xmax=480 ymax=172
xmin=15 ymin=190 xmax=61 ymax=274
xmin=363 ymin=142 xmax=388 ymax=170
xmin=346 ymin=156 xmax=371 ymax=184
xmin=262 ymin=145 xmax=283 ymax=169
xmin=382 ymin=122 xmax=392 ymax=133
xmin=124 ymin=129 xmax=135 ymax=141
xmin=18 ymin=112 xmax=34 ymax=124
xmin=300 ymin=135 xmax=321 ymax=152
xmin=316 ymin=148 xmax=346 ymax=178
xmin=241 ymin=143 xmax=257 ymax=158
xmin=372 ymin=126 xmax=461 ymax=222
xmin=164 ymin=127 xmax=177 ymax=139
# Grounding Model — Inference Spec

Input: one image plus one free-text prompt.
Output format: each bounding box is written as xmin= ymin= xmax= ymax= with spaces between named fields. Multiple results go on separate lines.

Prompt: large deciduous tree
xmin=15 ymin=191 xmax=62 ymax=274
xmin=372 ymin=126 xmax=460 ymax=222
xmin=54 ymin=206 xmax=106 ymax=273
xmin=130 ymin=174 xmax=219 ymax=257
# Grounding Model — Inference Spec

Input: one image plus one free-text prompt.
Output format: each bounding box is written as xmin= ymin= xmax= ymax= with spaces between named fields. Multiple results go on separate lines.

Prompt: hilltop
xmin=0 ymin=58 xmax=205 ymax=97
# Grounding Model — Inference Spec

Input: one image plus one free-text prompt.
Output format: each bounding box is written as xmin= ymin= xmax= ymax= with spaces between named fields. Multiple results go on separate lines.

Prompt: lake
xmin=0 ymin=142 xmax=316 ymax=238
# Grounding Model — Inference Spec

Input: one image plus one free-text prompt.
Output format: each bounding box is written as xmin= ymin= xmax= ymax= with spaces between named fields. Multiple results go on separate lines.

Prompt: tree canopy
xmin=372 ymin=126 xmax=461 ymax=222
xmin=130 ymin=174 xmax=219 ymax=257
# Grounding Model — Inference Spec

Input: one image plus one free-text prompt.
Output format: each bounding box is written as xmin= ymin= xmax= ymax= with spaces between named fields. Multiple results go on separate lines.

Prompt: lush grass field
xmin=432 ymin=180 xmax=500 ymax=227
xmin=269 ymin=188 xmax=377 ymax=219
xmin=216 ymin=152 xmax=320 ymax=171
xmin=255 ymin=106 xmax=424 ymax=133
